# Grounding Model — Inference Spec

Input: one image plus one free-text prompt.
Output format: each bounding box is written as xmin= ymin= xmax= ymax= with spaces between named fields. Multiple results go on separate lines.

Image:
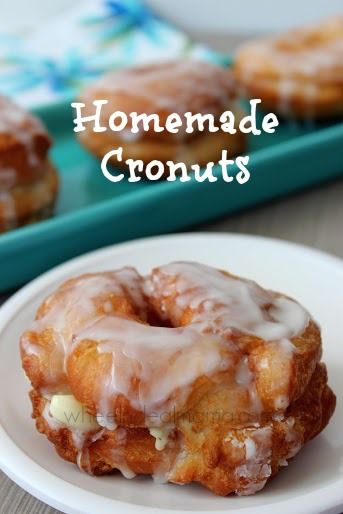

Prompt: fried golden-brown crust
xmin=22 ymin=266 xmax=324 ymax=426
xmin=146 ymin=267 xmax=322 ymax=411
xmin=0 ymin=95 xmax=58 ymax=232
xmin=20 ymin=270 xmax=147 ymax=393
xmin=0 ymin=161 xmax=58 ymax=233
xmin=21 ymin=264 xmax=336 ymax=496
xmin=30 ymin=364 xmax=335 ymax=495
xmin=170 ymin=363 xmax=336 ymax=495
xmin=234 ymin=17 xmax=343 ymax=119
xmin=77 ymin=60 xmax=245 ymax=170
xmin=0 ymin=95 xmax=51 ymax=186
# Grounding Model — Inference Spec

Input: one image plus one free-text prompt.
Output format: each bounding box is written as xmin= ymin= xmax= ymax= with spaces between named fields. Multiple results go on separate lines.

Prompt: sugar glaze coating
xmin=21 ymin=262 xmax=334 ymax=495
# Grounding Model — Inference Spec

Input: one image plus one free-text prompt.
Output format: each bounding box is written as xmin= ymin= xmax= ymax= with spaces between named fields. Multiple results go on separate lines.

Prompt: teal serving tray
xmin=0 ymin=100 xmax=342 ymax=292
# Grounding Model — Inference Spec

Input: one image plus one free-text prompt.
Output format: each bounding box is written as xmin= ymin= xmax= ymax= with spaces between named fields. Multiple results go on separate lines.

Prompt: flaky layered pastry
xmin=20 ymin=262 xmax=336 ymax=496
xmin=234 ymin=17 xmax=343 ymax=119
xmin=0 ymin=95 xmax=58 ymax=232
xmin=77 ymin=60 xmax=246 ymax=171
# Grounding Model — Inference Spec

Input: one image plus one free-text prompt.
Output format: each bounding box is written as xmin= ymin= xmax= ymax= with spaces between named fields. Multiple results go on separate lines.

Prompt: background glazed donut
xmin=20 ymin=261 xmax=336 ymax=496
xmin=0 ymin=95 xmax=51 ymax=187
xmin=234 ymin=17 xmax=343 ymax=119
xmin=77 ymin=60 xmax=246 ymax=171
xmin=0 ymin=161 xmax=58 ymax=232
xmin=0 ymin=95 xmax=58 ymax=232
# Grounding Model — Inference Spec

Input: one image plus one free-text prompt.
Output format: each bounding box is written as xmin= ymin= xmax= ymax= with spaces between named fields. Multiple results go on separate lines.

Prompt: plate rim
xmin=0 ymin=232 xmax=342 ymax=514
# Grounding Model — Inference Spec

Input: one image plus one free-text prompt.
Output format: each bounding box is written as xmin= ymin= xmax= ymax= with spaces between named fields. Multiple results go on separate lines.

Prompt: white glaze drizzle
xmin=0 ymin=95 xmax=48 ymax=173
xmin=80 ymin=60 xmax=235 ymax=142
xmin=233 ymin=426 xmax=273 ymax=495
xmin=42 ymin=396 xmax=106 ymax=474
xmin=0 ymin=169 xmax=56 ymax=230
xmin=144 ymin=262 xmax=309 ymax=414
xmin=144 ymin=262 xmax=309 ymax=342
xmin=24 ymin=262 xmax=314 ymax=492
xmin=21 ymin=269 xmax=146 ymax=386
xmin=236 ymin=17 xmax=343 ymax=115
xmin=237 ymin=18 xmax=343 ymax=79
xmin=110 ymin=427 xmax=136 ymax=479
xmin=284 ymin=416 xmax=302 ymax=459
xmin=27 ymin=262 xmax=310 ymax=423
xmin=76 ymin=428 xmax=105 ymax=473
xmin=42 ymin=401 xmax=62 ymax=431
xmin=73 ymin=316 xmax=227 ymax=422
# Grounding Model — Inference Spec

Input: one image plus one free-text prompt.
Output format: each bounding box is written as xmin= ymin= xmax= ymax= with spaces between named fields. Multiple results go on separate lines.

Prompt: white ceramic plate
xmin=0 ymin=233 xmax=342 ymax=514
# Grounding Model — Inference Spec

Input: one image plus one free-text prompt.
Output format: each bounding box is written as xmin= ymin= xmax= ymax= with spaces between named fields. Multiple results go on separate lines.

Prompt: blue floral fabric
xmin=0 ymin=0 xmax=223 ymax=107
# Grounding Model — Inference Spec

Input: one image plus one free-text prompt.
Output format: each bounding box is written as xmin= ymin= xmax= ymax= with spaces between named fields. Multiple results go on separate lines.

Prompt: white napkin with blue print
xmin=0 ymin=0 xmax=224 ymax=108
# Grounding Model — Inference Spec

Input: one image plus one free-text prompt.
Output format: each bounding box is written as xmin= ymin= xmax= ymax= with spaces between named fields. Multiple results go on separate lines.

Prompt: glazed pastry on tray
xmin=234 ymin=16 xmax=343 ymax=119
xmin=77 ymin=60 xmax=245 ymax=172
xmin=0 ymin=95 xmax=58 ymax=233
xmin=20 ymin=262 xmax=335 ymax=496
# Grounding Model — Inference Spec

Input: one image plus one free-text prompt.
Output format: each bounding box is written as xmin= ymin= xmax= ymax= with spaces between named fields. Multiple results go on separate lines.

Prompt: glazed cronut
xmin=20 ymin=262 xmax=336 ymax=496
xmin=77 ymin=60 xmax=246 ymax=170
xmin=234 ymin=16 xmax=343 ymax=119
xmin=0 ymin=95 xmax=58 ymax=232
